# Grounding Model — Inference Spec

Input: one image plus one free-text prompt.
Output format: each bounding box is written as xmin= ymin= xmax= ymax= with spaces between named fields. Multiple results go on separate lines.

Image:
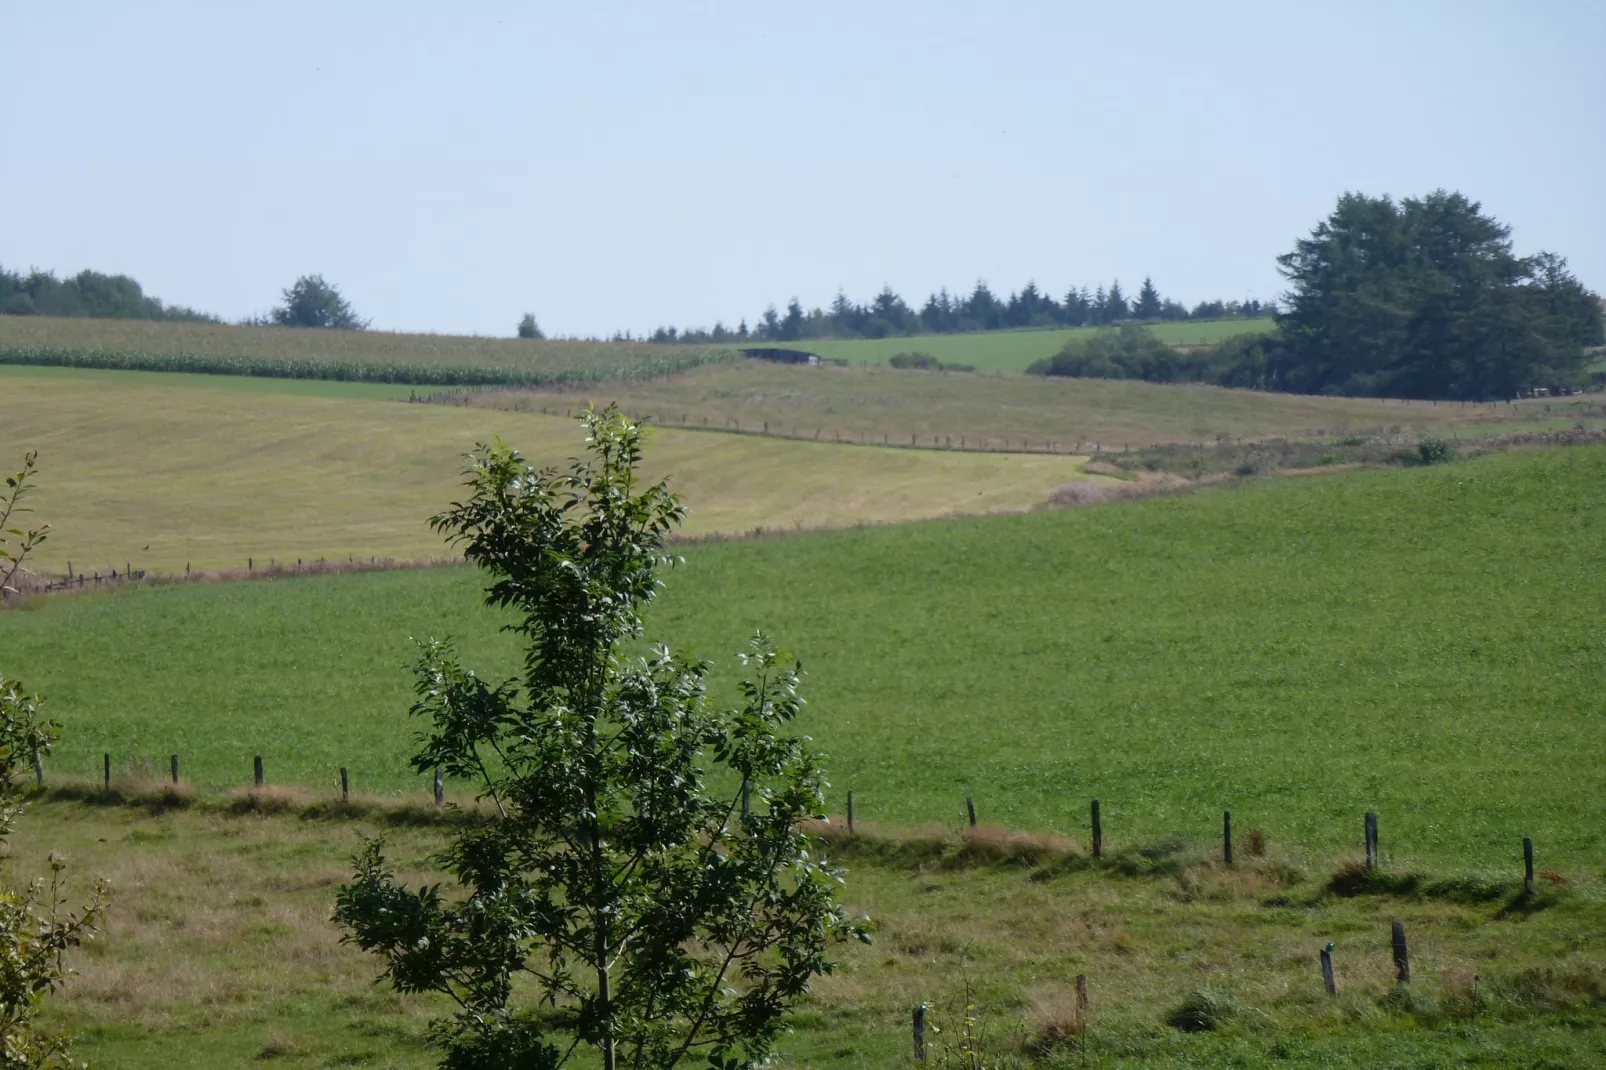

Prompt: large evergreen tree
xmin=1104 ymin=280 xmax=1129 ymax=322
xmin=779 ymin=298 xmax=806 ymax=341
xmin=1273 ymin=190 xmax=1601 ymax=398
xmin=1133 ymin=276 xmax=1163 ymax=320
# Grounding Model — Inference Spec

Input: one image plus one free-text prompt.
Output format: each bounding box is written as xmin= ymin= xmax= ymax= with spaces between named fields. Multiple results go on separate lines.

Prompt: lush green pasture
xmin=0 ymin=372 xmax=1088 ymax=572
xmin=4 ymin=447 xmax=1602 ymax=872
xmin=450 ymin=359 xmax=1578 ymax=450
xmin=11 ymin=798 xmax=1603 ymax=1069
xmin=0 ymin=314 xmax=732 ymax=386
xmin=799 ymin=318 xmax=1276 ymax=372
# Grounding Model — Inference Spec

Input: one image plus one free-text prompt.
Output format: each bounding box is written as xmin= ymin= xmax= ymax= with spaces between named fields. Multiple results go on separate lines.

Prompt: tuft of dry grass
xmin=257 ymin=1031 xmax=301 ymax=1059
xmin=1023 ymin=988 xmax=1086 ymax=1055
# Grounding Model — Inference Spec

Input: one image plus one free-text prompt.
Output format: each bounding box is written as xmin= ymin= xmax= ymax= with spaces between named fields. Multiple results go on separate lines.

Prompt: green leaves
xmin=0 ymin=452 xmax=107 ymax=1068
xmin=0 ymin=451 xmax=49 ymax=600
xmin=339 ymin=407 xmax=863 ymax=1070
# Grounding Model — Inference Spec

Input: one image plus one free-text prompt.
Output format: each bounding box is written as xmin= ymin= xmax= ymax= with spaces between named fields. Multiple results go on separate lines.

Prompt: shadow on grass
xmin=39 ymin=778 xmax=488 ymax=828
xmin=1325 ymin=859 xmax=1569 ymax=916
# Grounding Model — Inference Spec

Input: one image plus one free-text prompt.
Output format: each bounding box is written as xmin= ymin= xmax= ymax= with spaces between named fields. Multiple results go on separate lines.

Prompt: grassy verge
xmin=0 ymin=372 xmax=1090 ymax=572
xmin=791 ymin=319 xmax=1277 ymax=373
xmin=0 ymin=315 xmax=734 ymax=385
xmin=9 ymin=795 xmax=1602 ymax=1068
xmin=3 ymin=447 xmax=1601 ymax=870
xmin=1103 ymin=425 xmax=1606 ymax=479
xmin=428 ymin=360 xmax=1586 ymax=451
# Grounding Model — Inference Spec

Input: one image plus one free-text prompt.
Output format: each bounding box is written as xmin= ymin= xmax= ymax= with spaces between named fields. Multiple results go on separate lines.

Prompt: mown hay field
xmin=4 ymin=447 xmax=1602 ymax=871
xmin=0 ymin=314 xmax=734 ymax=385
xmin=798 ymin=317 xmax=1277 ymax=372
xmin=440 ymin=358 xmax=1581 ymax=450
xmin=0 ymin=368 xmax=1092 ymax=573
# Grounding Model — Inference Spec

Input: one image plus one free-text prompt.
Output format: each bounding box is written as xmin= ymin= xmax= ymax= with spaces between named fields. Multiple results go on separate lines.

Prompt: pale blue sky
xmin=3 ymin=1 xmax=1601 ymax=337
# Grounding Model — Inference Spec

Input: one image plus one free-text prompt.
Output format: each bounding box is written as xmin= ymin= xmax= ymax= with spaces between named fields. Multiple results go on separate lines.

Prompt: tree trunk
xmin=599 ymin=950 xmax=615 ymax=1070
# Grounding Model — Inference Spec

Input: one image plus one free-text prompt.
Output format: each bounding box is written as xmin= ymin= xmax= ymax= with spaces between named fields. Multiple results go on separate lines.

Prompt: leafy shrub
xmin=1417 ymin=437 xmax=1458 ymax=465
xmin=1029 ymin=326 xmax=1205 ymax=383
xmin=0 ymin=453 xmax=109 ymax=1066
xmin=1206 ymin=331 xmax=1283 ymax=388
xmin=889 ymin=352 xmax=973 ymax=372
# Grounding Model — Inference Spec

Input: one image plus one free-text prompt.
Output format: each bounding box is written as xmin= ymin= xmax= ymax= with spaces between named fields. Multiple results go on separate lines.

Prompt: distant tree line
xmin=0 ymin=266 xmax=218 ymax=322
xmin=0 ymin=267 xmax=381 ymax=332
xmin=1030 ymin=191 xmax=1604 ymax=401
xmin=624 ymin=277 xmax=1272 ymax=345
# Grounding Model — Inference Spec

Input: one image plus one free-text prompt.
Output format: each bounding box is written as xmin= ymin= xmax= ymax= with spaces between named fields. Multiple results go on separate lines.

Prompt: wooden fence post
xmin=1223 ymin=810 xmax=1233 ymax=865
xmin=965 ymin=796 xmax=977 ymax=828
xmin=846 ymin=790 xmax=855 ymax=834
xmin=340 ymin=767 xmax=350 ymax=803
xmin=170 ymin=754 xmax=179 ymax=784
xmin=434 ymin=768 xmax=444 ymax=806
xmin=1074 ymin=974 xmax=1089 ymax=1033
xmin=1364 ymin=811 xmax=1378 ymax=871
xmin=1523 ymin=836 xmax=1534 ymax=892
xmin=1391 ymin=920 xmax=1410 ymax=984
xmin=1320 ymin=943 xmax=1337 ymax=995
xmin=32 ymin=751 xmax=42 ymax=788
xmin=103 ymin=753 xmax=110 ymax=790
xmin=254 ymin=755 xmax=264 ymax=787
xmin=1091 ymin=798 xmax=1103 ymax=859
xmin=912 ymin=1004 xmax=926 ymax=1062
xmin=741 ymin=779 xmax=751 ymax=820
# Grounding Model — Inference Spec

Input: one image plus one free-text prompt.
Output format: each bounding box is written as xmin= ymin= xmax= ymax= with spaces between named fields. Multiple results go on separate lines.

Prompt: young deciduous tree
xmin=517 ymin=313 xmax=544 ymax=339
xmin=0 ymin=452 xmax=110 ymax=1068
xmin=336 ymin=407 xmax=866 ymax=1070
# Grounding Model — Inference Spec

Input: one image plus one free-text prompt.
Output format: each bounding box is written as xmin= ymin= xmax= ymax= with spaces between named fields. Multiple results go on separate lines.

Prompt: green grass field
xmin=5 ymin=446 xmax=1601 ymax=872
xmin=796 ymin=318 xmax=1277 ymax=372
xmin=0 ymin=369 xmax=1091 ymax=573
xmin=11 ymin=796 xmax=1603 ymax=1069
xmin=446 ymin=359 xmax=1588 ymax=450
xmin=0 ymin=315 xmax=732 ymax=385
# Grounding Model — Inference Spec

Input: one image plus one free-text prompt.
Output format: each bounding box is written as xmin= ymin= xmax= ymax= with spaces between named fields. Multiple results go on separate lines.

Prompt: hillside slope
xmin=3 ymin=447 xmax=1600 ymax=867
xmin=0 ymin=370 xmax=1090 ymax=571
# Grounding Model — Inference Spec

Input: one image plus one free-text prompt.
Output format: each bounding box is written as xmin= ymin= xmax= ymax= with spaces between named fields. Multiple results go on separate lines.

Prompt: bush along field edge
xmin=0 ymin=343 xmax=739 ymax=386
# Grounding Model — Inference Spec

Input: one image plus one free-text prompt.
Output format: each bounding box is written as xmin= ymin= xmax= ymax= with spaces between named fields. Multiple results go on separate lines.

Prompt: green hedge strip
xmin=0 ymin=345 xmax=737 ymax=387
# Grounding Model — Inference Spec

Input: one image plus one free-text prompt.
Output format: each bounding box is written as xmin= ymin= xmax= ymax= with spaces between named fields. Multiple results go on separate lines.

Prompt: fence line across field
xmin=46 ymin=750 xmax=1550 ymax=1026
xmin=47 ymin=753 xmax=1548 ymax=897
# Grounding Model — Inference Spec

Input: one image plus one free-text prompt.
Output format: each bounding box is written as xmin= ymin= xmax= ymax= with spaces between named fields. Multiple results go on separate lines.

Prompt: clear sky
xmin=3 ymin=1 xmax=1602 ymax=338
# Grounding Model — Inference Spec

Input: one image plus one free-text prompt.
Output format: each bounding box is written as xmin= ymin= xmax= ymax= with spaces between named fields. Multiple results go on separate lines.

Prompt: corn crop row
xmin=0 ymin=346 xmax=738 ymax=386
